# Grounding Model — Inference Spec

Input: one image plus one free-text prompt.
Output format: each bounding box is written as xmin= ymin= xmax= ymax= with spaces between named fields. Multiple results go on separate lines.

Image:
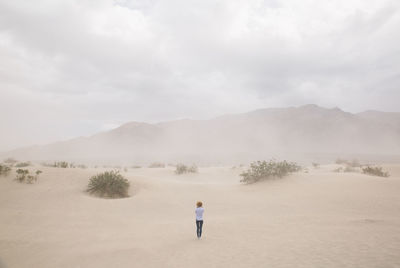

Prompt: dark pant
xmin=196 ymin=220 xmax=203 ymax=237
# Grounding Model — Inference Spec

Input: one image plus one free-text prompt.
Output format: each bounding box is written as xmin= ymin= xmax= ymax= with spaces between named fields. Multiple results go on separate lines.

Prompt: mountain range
xmin=3 ymin=104 xmax=400 ymax=164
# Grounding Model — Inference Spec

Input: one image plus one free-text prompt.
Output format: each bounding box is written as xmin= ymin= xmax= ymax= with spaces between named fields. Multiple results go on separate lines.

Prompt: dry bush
xmin=87 ymin=170 xmax=130 ymax=198
xmin=240 ymin=160 xmax=301 ymax=184
xmin=51 ymin=161 xmax=70 ymax=168
xmin=175 ymin=164 xmax=198 ymax=174
xmin=15 ymin=169 xmax=42 ymax=183
xmin=148 ymin=162 xmax=165 ymax=168
xmin=362 ymin=166 xmax=389 ymax=177
xmin=0 ymin=164 xmax=12 ymax=176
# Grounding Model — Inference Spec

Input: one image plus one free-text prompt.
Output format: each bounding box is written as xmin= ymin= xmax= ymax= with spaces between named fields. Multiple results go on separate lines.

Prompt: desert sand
xmin=1 ymin=164 xmax=400 ymax=268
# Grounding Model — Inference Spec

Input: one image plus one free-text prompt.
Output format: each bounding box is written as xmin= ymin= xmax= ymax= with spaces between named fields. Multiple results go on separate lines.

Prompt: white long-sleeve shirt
xmin=195 ymin=207 xmax=204 ymax=221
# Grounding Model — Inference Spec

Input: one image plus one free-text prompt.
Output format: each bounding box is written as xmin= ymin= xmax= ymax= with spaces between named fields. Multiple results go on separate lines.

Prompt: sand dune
xmin=1 ymin=164 xmax=400 ymax=267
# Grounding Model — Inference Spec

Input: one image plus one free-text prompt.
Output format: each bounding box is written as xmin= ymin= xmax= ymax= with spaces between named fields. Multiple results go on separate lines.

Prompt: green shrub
xmin=0 ymin=164 xmax=12 ymax=176
xmin=240 ymin=160 xmax=301 ymax=184
xmin=175 ymin=164 xmax=198 ymax=174
xmin=362 ymin=166 xmax=389 ymax=177
xmin=15 ymin=162 xmax=31 ymax=168
xmin=87 ymin=170 xmax=130 ymax=198
xmin=148 ymin=162 xmax=165 ymax=168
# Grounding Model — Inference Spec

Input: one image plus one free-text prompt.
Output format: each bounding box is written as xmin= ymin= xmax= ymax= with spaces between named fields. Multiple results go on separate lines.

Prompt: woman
xmin=195 ymin=201 xmax=204 ymax=239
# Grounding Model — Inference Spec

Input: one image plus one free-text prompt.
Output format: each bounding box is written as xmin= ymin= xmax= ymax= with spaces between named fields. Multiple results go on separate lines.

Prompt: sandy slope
xmin=1 ymin=165 xmax=400 ymax=268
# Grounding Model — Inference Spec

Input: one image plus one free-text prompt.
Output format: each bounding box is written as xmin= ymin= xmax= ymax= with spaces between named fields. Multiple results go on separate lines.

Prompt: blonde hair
xmin=196 ymin=201 xmax=203 ymax=207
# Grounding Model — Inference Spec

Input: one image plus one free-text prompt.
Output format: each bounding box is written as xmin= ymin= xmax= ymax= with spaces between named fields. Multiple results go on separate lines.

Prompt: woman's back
xmin=195 ymin=207 xmax=204 ymax=220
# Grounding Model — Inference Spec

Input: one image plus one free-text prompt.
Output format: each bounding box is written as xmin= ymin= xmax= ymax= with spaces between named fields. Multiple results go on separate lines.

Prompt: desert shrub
xmin=15 ymin=162 xmax=31 ymax=168
xmin=148 ymin=162 xmax=165 ymax=168
xmin=240 ymin=160 xmax=301 ymax=184
xmin=187 ymin=164 xmax=198 ymax=173
xmin=175 ymin=164 xmax=198 ymax=174
xmin=15 ymin=169 xmax=29 ymax=182
xmin=87 ymin=170 xmax=130 ymax=198
xmin=52 ymin=161 xmax=70 ymax=168
xmin=312 ymin=162 xmax=320 ymax=168
xmin=0 ymin=164 xmax=12 ymax=176
xmin=362 ymin=166 xmax=389 ymax=177
xmin=15 ymin=169 xmax=42 ymax=183
xmin=76 ymin=164 xmax=87 ymax=169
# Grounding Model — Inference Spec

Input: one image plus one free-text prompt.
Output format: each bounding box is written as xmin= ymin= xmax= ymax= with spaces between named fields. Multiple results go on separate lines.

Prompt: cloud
xmin=0 ymin=0 xmax=399 ymax=150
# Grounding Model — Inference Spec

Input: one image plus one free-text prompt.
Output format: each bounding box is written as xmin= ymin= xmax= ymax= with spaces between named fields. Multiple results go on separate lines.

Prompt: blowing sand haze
xmin=1 ymin=0 xmax=400 ymax=267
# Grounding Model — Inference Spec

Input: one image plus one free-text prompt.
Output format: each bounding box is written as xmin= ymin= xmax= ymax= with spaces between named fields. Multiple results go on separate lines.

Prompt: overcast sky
xmin=0 ymin=0 xmax=399 ymax=151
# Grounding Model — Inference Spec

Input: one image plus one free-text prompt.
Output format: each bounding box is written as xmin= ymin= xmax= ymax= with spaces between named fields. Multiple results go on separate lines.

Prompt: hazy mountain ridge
xmin=3 ymin=105 xmax=400 ymax=164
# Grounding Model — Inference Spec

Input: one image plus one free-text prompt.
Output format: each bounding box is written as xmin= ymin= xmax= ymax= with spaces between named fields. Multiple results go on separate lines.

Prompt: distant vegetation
xmin=175 ymin=164 xmax=198 ymax=175
xmin=334 ymin=166 xmax=357 ymax=173
xmin=0 ymin=164 xmax=12 ymax=176
xmin=333 ymin=158 xmax=362 ymax=173
xmin=42 ymin=161 xmax=69 ymax=168
xmin=76 ymin=164 xmax=87 ymax=169
xmin=335 ymin=158 xmax=361 ymax=167
xmin=148 ymin=162 xmax=165 ymax=168
xmin=15 ymin=162 xmax=31 ymax=168
xmin=15 ymin=169 xmax=42 ymax=184
xmin=333 ymin=159 xmax=389 ymax=177
xmin=42 ymin=162 xmax=87 ymax=169
xmin=362 ymin=166 xmax=389 ymax=177
xmin=86 ymin=170 xmax=130 ymax=198
xmin=3 ymin=158 xmax=18 ymax=166
xmin=240 ymin=160 xmax=301 ymax=184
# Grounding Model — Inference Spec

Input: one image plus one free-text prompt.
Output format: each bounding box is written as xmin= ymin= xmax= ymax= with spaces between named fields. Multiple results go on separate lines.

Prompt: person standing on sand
xmin=195 ymin=201 xmax=204 ymax=239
